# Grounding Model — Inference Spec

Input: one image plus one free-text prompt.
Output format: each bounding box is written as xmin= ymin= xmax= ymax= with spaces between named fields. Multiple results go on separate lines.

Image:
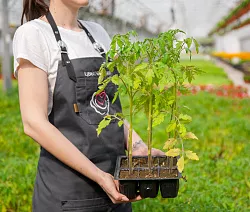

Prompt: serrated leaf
xmin=185 ymin=38 xmax=192 ymax=48
xmin=134 ymin=63 xmax=148 ymax=72
xmin=98 ymin=66 xmax=106 ymax=84
xmin=184 ymin=132 xmax=198 ymax=140
xmin=145 ymin=69 xmax=154 ymax=84
xmin=96 ymin=118 xmax=111 ymax=136
xmin=107 ymin=61 xmax=115 ymax=72
xmin=165 ymin=148 xmax=180 ymax=157
xmin=152 ymin=113 xmax=165 ymax=127
xmin=133 ymin=76 xmax=141 ymax=89
xmin=163 ymin=138 xmax=177 ymax=150
xmin=185 ymin=150 xmax=199 ymax=160
xmin=179 ymin=114 xmax=192 ymax=122
xmin=167 ymin=99 xmax=175 ymax=106
xmin=177 ymin=156 xmax=184 ymax=173
xmin=178 ymin=124 xmax=187 ymax=137
xmin=193 ymin=38 xmax=200 ymax=54
xmin=166 ymin=122 xmax=177 ymax=133
xmin=112 ymin=91 xmax=119 ymax=104
xmin=111 ymin=75 xmax=119 ymax=85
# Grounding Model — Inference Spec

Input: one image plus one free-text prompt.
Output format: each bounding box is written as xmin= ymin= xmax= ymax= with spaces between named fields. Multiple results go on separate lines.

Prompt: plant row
xmin=209 ymin=0 xmax=250 ymax=35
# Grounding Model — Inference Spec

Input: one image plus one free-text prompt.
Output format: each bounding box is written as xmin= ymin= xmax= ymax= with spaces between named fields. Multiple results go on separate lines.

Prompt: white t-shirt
xmin=13 ymin=18 xmax=111 ymax=116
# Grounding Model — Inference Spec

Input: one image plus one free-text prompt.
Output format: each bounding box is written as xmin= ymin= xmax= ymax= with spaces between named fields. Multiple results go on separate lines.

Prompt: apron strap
xmin=45 ymin=11 xmax=107 ymax=82
xmin=46 ymin=11 xmax=77 ymax=82
xmin=77 ymin=20 xmax=106 ymax=59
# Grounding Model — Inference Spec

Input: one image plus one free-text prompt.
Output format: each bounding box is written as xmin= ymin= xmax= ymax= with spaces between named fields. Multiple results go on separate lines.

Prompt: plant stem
xmin=128 ymin=92 xmax=133 ymax=175
xmin=147 ymin=83 xmax=153 ymax=171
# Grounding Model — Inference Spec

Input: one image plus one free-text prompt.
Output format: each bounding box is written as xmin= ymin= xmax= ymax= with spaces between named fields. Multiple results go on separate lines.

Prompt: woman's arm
xmin=123 ymin=120 xmax=164 ymax=156
xmin=17 ymin=59 xmax=138 ymax=203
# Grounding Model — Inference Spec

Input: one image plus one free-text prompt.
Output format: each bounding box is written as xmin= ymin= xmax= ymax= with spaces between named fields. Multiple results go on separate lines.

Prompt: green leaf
xmin=111 ymin=75 xmax=119 ymax=85
xmin=96 ymin=118 xmax=111 ymax=136
xmin=162 ymin=54 xmax=168 ymax=64
xmin=185 ymin=38 xmax=192 ymax=48
xmin=193 ymin=38 xmax=200 ymax=54
xmin=163 ymin=138 xmax=177 ymax=149
xmin=118 ymin=120 xmax=124 ymax=127
xmin=145 ymin=69 xmax=154 ymax=84
xmin=158 ymin=76 xmax=168 ymax=91
xmin=166 ymin=122 xmax=177 ymax=133
xmin=98 ymin=66 xmax=107 ymax=84
xmin=133 ymin=76 xmax=141 ymax=89
xmin=177 ymin=156 xmax=184 ymax=173
xmin=166 ymin=148 xmax=180 ymax=157
xmin=167 ymin=99 xmax=175 ymax=106
xmin=185 ymin=150 xmax=199 ymax=160
xmin=178 ymin=124 xmax=187 ymax=137
xmin=107 ymin=61 xmax=115 ymax=73
xmin=134 ymin=63 xmax=148 ymax=72
xmin=112 ymin=91 xmax=119 ymax=104
xmin=152 ymin=113 xmax=165 ymax=127
xmin=179 ymin=114 xmax=192 ymax=122
xmin=184 ymin=132 xmax=199 ymax=140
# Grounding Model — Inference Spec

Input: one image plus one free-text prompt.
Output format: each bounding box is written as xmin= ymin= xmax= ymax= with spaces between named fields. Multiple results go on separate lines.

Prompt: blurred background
xmin=0 ymin=0 xmax=250 ymax=211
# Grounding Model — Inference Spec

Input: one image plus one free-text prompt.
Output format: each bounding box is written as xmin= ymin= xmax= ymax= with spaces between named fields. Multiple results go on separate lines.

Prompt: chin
xmin=64 ymin=0 xmax=89 ymax=7
xmin=75 ymin=0 xmax=89 ymax=6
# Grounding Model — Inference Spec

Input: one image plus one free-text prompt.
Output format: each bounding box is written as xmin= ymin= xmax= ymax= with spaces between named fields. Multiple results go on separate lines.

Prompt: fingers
xmin=109 ymin=192 xmax=129 ymax=204
xmin=114 ymin=180 xmax=120 ymax=192
xmin=133 ymin=147 xmax=165 ymax=156
xmin=129 ymin=195 xmax=143 ymax=202
xmin=101 ymin=173 xmax=144 ymax=204
xmin=152 ymin=148 xmax=165 ymax=156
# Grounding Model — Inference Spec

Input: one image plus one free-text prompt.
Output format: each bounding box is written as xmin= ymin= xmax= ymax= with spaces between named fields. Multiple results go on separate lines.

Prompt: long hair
xmin=21 ymin=0 xmax=49 ymax=24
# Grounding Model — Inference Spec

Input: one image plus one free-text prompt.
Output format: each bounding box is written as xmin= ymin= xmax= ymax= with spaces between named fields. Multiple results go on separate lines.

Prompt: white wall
xmin=214 ymin=25 xmax=250 ymax=52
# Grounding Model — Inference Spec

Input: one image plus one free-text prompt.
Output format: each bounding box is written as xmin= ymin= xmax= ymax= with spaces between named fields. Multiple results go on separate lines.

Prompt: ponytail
xmin=21 ymin=0 xmax=49 ymax=24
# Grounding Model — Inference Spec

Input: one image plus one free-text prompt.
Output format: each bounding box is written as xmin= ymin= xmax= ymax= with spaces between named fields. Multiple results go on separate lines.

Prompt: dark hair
xmin=21 ymin=0 xmax=49 ymax=24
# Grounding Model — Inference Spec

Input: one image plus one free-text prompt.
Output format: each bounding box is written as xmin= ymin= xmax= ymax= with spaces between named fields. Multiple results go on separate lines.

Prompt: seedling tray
xmin=114 ymin=156 xmax=181 ymax=199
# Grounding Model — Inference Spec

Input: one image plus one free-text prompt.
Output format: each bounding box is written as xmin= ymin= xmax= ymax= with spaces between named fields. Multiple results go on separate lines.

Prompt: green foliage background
xmin=0 ymin=60 xmax=249 ymax=211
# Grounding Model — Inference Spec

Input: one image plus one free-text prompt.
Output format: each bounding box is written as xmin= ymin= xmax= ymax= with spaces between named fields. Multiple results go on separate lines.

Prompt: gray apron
xmin=32 ymin=11 xmax=132 ymax=212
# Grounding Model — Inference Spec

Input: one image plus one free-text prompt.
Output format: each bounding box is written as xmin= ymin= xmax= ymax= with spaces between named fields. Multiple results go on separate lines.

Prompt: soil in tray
xmin=139 ymin=157 xmax=158 ymax=167
xmin=119 ymin=170 xmax=139 ymax=179
xmin=139 ymin=169 xmax=158 ymax=178
xmin=120 ymin=157 xmax=158 ymax=168
xmin=159 ymin=157 xmax=177 ymax=167
xmin=159 ymin=169 xmax=178 ymax=178
xmin=120 ymin=158 xmax=140 ymax=168
xmin=119 ymin=168 xmax=177 ymax=179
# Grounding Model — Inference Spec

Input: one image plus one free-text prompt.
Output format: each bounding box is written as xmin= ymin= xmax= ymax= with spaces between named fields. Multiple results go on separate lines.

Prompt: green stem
xmin=128 ymin=92 xmax=133 ymax=175
xmin=147 ymin=83 xmax=153 ymax=171
xmin=173 ymin=82 xmax=177 ymax=138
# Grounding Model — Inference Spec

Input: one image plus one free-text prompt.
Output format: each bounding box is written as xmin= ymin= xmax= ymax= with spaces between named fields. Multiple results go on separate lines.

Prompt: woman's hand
xmin=132 ymin=140 xmax=165 ymax=156
xmin=97 ymin=171 xmax=142 ymax=204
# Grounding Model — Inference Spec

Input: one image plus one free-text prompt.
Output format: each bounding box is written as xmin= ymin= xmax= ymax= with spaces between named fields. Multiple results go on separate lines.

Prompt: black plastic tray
xmin=114 ymin=156 xmax=182 ymax=180
xmin=114 ymin=156 xmax=181 ymax=199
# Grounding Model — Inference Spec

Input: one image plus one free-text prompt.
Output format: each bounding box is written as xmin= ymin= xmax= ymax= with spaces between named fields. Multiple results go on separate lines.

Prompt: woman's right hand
xmin=97 ymin=171 xmax=142 ymax=204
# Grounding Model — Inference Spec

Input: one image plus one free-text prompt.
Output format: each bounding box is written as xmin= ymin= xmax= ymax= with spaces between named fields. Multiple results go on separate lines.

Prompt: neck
xmin=48 ymin=1 xmax=81 ymax=31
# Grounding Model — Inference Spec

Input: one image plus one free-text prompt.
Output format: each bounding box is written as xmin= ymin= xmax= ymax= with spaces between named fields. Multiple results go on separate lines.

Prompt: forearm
xmin=24 ymin=119 xmax=105 ymax=184
xmin=123 ymin=119 xmax=147 ymax=151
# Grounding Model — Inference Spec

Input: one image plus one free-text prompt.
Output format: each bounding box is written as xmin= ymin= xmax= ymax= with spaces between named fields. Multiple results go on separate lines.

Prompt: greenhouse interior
xmin=0 ymin=0 xmax=250 ymax=211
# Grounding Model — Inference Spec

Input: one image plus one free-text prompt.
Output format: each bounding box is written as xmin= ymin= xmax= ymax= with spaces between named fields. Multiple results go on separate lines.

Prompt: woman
xmin=13 ymin=0 xmax=163 ymax=211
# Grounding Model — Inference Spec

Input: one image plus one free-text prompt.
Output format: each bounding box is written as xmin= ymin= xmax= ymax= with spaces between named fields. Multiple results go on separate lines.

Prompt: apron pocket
xmin=75 ymin=82 xmax=120 ymax=125
xmin=61 ymin=197 xmax=111 ymax=212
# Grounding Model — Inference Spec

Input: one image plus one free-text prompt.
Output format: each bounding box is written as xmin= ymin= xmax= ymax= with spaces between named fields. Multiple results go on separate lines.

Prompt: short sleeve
xmin=81 ymin=21 xmax=112 ymax=52
xmin=13 ymin=23 xmax=50 ymax=79
xmin=95 ymin=24 xmax=112 ymax=51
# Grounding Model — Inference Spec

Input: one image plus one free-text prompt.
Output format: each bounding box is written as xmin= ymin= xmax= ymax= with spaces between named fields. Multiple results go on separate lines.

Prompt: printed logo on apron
xmin=90 ymin=91 xmax=110 ymax=115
